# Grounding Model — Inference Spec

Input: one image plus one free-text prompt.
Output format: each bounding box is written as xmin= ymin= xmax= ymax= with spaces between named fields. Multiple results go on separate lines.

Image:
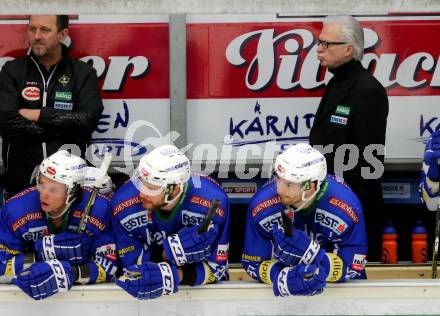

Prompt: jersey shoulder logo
xmin=251 ymin=196 xmax=281 ymax=218
xmin=328 ymin=197 xmax=359 ymax=223
xmin=22 ymin=86 xmax=40 ymax=101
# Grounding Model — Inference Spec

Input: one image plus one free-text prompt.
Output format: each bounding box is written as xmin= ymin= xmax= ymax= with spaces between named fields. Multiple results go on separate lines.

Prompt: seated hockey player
xmin=241 ymin=143 xmax=367 ymax=296
xmin=420 ymin=130 xmax=440 ymax=211
xmin=111 ymin=144 xmax=230 ymax=300
xmin=0 ymin=150 xmax=117 ymax=300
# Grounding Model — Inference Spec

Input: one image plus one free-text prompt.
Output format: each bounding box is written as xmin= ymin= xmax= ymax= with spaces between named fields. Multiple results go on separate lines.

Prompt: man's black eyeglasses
xmin=316 ymin=39 xmax=347 ymax=49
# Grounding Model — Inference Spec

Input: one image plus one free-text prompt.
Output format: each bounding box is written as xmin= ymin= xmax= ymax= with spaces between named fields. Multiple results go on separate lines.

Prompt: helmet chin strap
xmin=163 ymin=183 xmax=184 ymax=205
xmin=293 ymin=182 xmax=321 ymax=212
xmin=46 ymin=193 xmax=77 ymax=219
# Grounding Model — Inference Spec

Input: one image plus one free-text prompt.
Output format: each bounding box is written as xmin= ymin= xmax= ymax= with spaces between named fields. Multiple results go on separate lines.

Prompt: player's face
xmin=316 ymin=23 xmax=352 ymax=69
xmin=38 ymin=176 xmax=68 ymax=215
xmin=28 ymin=15 xmax=67 ymax=58
xmin=138 ymin=180 xmax=166 ymax=211
xmin=275 ymin=177 xmax=304 ymax=207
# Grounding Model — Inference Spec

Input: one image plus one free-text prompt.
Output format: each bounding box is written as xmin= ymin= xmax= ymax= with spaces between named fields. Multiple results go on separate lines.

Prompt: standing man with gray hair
xmin=309 ymin=14 xmax=389 ymax=261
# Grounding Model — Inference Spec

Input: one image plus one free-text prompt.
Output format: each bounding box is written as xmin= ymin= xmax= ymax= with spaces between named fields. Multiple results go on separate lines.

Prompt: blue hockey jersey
xmin=0 ymin=187 xmax=117 ymax=284
xmin=110 ymin=174 xmax=230 ymax=286
xmin=420 ymin=134 xmax=439 ymax=211
xmin=242 ymin=175 xmax=367 ymax=285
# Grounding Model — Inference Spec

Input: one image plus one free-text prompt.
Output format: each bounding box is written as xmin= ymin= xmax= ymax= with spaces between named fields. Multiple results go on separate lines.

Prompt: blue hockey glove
xmin=34 ymin=232 xmax=93 ymax=265
xmin=12 ymin=260 xmax=73 ymax=300
xmin=273 ymin=263 xmax=326 ymax=296
xmin=424 ymin=130 xmax=440 ymax=181
xmin=162 ymin=224 xmax=218 ymax=266
xmin=116 ymin=262 xmax=179 ymax=300
xmin=272 ymin=225 xmax=325 ymax=266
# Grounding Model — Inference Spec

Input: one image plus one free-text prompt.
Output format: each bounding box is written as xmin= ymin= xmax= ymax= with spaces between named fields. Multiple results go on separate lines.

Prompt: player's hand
xmin=116 ymin=262 xmax=178 ymax=300
xmin=18 ymin=108 xmax=40 ymax=122
xmin=273 ymin=263 xmax=326 ymax=296
xmin=163 ymin=224 xmax=218 ymax=266
xmin=272 ymin=225 xmax=325 ymax=266
xmin=34 ymin=232 xmax=94 ymax=265
xmin=12 ymin=260 xmax=73 ymax=300
xmin=424 ymin=130 xmax=440 ymax=181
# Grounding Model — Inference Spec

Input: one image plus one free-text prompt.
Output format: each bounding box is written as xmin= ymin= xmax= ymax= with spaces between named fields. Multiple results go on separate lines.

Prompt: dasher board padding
xmin=1 ymin=280 xmax=440 ymax=315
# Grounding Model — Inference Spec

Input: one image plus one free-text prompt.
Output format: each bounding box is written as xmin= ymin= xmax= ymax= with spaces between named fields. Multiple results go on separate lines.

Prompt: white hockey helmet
xmin=275 ymin=143 xmax=327 ymax=189
xmin=84 ymin=166 xmax=114 ymax=196
xmin=38 ymin=150 xmax=87 ymax=195
xmin=132 ymin=145 xmax=191 ymax=204
xmin=136 ymin=144 xmax=190 ymax=187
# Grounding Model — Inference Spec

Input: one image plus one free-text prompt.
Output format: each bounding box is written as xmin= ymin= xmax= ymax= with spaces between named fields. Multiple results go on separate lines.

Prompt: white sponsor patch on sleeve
xmin=216 ymin=244 xmax=229 ymax=262
xmin=120 ymin=211 xmax=148 ymax=231
xmin=352 ymin=253 xmax=367 ymax=271
xmin=258 ymin=212 xmax=283 ymax=233
xmin=315 ymin=208 xmax=347 ymax=235
xmin=181 ymin=210 xmax=205 ymax=226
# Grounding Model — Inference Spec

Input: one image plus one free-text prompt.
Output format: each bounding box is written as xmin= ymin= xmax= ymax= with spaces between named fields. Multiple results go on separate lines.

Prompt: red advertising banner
xmin=188 ymin=16 xmax=440 ymax=98
xmin=0 ymin=18 xmax=169 ymax=99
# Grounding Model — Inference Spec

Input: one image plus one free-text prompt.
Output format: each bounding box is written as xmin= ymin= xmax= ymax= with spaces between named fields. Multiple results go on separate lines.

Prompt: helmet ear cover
xmin=164 ymin=183 xmax=177 ymax=203
xmin=71 ymin=182 xmax=83 ymax=198
xmin=65 ymin=182 xmax=83 ymax=206
xmin=301 ymin=180 xmax=311 ymax=191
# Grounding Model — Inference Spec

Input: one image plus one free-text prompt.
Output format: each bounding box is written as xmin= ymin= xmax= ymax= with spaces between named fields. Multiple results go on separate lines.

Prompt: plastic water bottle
xmin=412 ymin=221 xmax=428 ymax=263
xmin=381 ymin=222 xmax=398 ymax=264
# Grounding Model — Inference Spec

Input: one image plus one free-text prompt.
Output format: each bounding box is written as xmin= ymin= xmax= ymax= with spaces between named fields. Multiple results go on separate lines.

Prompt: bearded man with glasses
xmin=309 ymin=14 xmax=389 ymax=262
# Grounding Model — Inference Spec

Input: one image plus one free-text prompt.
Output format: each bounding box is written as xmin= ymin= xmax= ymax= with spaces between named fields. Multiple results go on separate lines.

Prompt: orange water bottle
xmin=412 ymin=221 xmax=427 ymax=263
xmin=381 ymin=222 xmax=398 ymax=264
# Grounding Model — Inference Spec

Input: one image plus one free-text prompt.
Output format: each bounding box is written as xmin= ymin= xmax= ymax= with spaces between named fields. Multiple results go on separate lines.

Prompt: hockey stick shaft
xmin=198 ymin=198 xmax=221 ymax=233
xmin=281 ymin=209 xmax=294 ymax=237
xmin=77 ymin=153 xmax=112 ymax=233
xmin=431 ymin=159 xmax=440 ymax=279
xmin=432 ymin=212 xmax=440 ymax=278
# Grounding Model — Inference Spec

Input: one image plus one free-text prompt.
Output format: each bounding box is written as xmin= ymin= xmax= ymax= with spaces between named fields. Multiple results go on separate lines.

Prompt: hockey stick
xmin=431 ymin=159 xmax=440 ymax=279
xmin=281 ymin=209 xmax=294 ymax=237
xmin=198 ymin=198 xmax=221 ymax=234
xmin=77 ymin=153 xmax=113 ymax=233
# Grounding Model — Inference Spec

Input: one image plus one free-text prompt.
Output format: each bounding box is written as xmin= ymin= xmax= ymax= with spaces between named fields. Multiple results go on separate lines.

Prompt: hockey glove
xmin=34 ymin=232 xmax=93 ymax=265
xmin=162 ymin=224 xmax=218 ymax=266
xmin=272 ymin=225 xmax=325 ymax=266
xmin=273 ymin=263 xmax=326 ymax=297
xmin=424 ymin=130 xmax=440 ymax=181
xmin=116 ymin=262 xmax=179 ymax=300
xmin=12 ymin=260 xmax=73 ymax=300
